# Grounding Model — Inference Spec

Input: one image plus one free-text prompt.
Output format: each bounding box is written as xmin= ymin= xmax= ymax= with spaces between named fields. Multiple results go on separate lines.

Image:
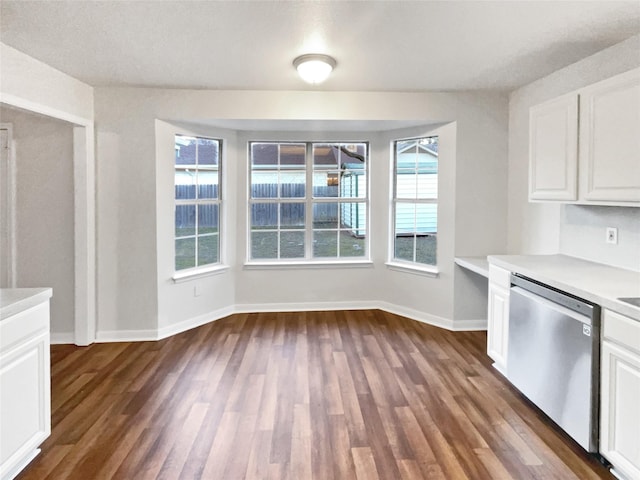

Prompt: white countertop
xmin=488 ymin=254 xmax=640 ymax=321
xmin=455 ymin=256 xmax=490 ymax=278
xmin=0 ymin=288 xmax=53 ymax=321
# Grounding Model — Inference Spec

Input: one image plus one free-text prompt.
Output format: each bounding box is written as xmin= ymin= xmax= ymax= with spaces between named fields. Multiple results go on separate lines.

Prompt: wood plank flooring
xmin=17 ymin=310 xmax=613 ymax=479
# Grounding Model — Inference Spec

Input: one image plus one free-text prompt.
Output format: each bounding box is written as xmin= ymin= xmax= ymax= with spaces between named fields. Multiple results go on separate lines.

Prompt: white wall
xmin=232 ymin=128 xmax=398 ymax=313
xmin=0 ymin=43 xmax=93 ymax=123
xmin=0 ymin=126 xmax=12 ymax=287
xmin=0 ymin=106 xmax=75 ymax=336
xmin=94 ymin=113 xmax=158 ymax=337
xmin=1 ymin=43 xmax=95 ymax=344
xmin=561 ymin=205 xmax=640 ymax=271
xmin=155 ymin=120 xmax=237 ymax=336
xmin=508 ymin=34 xmax=640 ymax=269
xmin=95 ymin=87 xmax=508 ymax=337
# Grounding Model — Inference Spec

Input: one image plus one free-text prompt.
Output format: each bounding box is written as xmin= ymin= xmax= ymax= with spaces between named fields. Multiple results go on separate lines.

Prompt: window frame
xmin=173 ymin=134 xmax=223 ymax=276
xmin=247 ymin=140 xmax=371 ymax=265
xmin=388 ymin=135 xmax=439 ymax=275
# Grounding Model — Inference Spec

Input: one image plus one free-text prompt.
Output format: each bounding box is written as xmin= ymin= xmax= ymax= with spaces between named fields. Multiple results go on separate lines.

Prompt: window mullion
xmin=276 ymin=146 xmax=281 ymax=259
xmin=305 ymin=143 xmax=313 ymax=259
xmin=413 ymin=156 xmax=418 ymax=263
xmin=193 ymin=142 xmax=199 ymax=267
xmin=276 ymin=198 xmax=281 ymax=259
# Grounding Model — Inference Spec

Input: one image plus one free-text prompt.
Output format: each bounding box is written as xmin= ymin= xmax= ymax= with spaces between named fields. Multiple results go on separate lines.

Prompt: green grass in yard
xmin=250 ymin=229 xmax=366 ymax=259
xmin=198 ymin=235 xmax=219 ymax=265
xmin=251 ymin=231 xmax=278 ymax=259
xmin=251 ymin=231 xmax=305 ymax=259
xmin=280 ymin=231 xmax=305 ymax=259
xmin=176 ymin=238 xmax=196 ymax=270
xmin=394 ymin=235 xmax=437 ymax=265
xmin=337 ymin=231 xmax=365 ymax=257
xmin=175 ymin=234 xmax=219 ymax=270
xmin=313 ymin=231 xmax=337 ymax=258
xmin=176 ymin=229 xmax=434 ymax=265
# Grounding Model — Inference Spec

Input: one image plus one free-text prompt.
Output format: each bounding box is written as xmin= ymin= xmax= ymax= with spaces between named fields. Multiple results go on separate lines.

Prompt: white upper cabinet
xmin=529 ymin=67 xmax=640 ymax=206
xmin=529 ymin=93 xmax=579 ymax=201
xmin=579 ymin=68 xmax=640 ymax=203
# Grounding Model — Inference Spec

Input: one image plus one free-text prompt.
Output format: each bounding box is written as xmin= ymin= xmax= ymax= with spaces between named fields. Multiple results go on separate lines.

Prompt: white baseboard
xmin=92 ymin=302 xmax=486 ymax=344
xmin=377 ymin=302 xmax=456 ymax=330
xmin=50 ymin=332 xmax=75 ymax=344
xmin=95 ymin=328 xmax=159 ymax=343
xmin=234 ymin=300 xmax=374 ymax=314
xmin=157 ymin=305 xmax=235 ymax=340
xmin=377 ymin=303 xmax=487 ymax=331
xmin=448 ymin=319 xmax=488 ymax=331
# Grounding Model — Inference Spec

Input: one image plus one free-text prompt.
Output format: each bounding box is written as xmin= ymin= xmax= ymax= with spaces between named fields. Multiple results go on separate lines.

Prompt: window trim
xmin=172 ymin=264 xmax=230 ymax=283
xmin=173 ymin=134 xmax=223 ymax=274
xmin=385 ymin=260 xmax=439 ymax=277
xmin=247 ymin=140 xmax=369 ymax=264
xmin=244 ymin=259 xmax=374 ymax=270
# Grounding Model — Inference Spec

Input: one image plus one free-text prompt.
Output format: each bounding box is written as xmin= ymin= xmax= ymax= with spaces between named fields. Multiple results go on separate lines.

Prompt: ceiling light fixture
xmin=293 ymin=54 xmax=336 ymax=85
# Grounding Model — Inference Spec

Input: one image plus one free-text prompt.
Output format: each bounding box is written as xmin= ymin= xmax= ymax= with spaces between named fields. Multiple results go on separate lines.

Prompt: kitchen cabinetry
xmin=529 ymin=67 xmax=640 ymax=206
xmin=600 ymin=309 xmax=640 ymax=480
xmin=487 ymin=264 xmax=510 ymax=374
xmin=579 ymin=69 xmax=640 ymax=203
xmin=529 ymin=93 xmax=579 ymax=201
xmin=0 ymin=289 xmax=52 ymax=480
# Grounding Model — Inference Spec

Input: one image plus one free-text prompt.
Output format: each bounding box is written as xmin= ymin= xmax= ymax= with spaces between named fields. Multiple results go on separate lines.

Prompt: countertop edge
xmin=0 ymin=288 xmax=53 ymax=321
xmin=488 ymin=255 xmax=640 ymax=322
xmin=455 ymin=256 xmax=489 ymax=278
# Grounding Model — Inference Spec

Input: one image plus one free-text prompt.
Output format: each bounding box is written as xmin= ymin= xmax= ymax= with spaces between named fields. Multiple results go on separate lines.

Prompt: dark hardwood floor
xmin=18 ymin=309 xmax=612 ymax=479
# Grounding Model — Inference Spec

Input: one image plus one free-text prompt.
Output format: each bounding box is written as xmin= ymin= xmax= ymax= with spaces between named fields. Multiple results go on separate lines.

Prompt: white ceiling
xmin=1 ymin=1 xmax=639 ymax=92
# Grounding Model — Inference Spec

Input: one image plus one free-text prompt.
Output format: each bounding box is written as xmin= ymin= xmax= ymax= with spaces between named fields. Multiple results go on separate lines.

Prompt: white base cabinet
xmin=0 ymin=294 xmax=51 ymax=480
xmin=487 ymin=264 xmax=510 ymax=375
xmin=600 ymin=309 xmax=640 ymax=480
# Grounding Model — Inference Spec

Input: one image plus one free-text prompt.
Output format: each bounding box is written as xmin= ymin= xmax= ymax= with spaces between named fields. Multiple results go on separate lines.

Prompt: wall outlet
xmin=194 ymin=284 xmax=201 ymax=297
xmin=606 ymin=227 xmax=618 ymax=245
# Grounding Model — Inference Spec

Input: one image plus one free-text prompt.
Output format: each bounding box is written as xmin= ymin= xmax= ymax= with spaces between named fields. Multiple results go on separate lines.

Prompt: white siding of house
xmin=341 ymin=201 xmax=366 ymax=236
xmin=395 ymin=202 xmax=437 ymax=234
xmin=396 ymin=173 xmax=438 ymax=199
xmin=340 ymin=173 xmax=367 ymax=235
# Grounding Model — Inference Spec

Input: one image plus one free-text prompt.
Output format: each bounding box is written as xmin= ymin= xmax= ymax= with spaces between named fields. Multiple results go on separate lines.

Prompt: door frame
xmin=0 ymin=93 xmax=95 ymax=345
xmin=0 ymin=123 xmax=16 ymax=288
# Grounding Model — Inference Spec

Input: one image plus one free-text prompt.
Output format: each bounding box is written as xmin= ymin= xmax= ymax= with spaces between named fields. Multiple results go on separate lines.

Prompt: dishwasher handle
xmin=510 ymin=286 xmax=594 ymax=327
xmin=511 ymin=273 xmax=596 ymax=319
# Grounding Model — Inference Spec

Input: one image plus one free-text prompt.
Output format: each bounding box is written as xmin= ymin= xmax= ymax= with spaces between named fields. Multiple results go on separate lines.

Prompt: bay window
xmin=249 ymin=141 xmax=368 ymax=262
xmin=391 ymin=136 xmax=439 ymax=267
xmin=174 ymin=135 xmax=221 ymax=271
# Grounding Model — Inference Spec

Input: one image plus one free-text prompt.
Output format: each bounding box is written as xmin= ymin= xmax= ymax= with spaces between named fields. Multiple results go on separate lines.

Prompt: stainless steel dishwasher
xmin=508 ymin=274 xmax=601 ymax=453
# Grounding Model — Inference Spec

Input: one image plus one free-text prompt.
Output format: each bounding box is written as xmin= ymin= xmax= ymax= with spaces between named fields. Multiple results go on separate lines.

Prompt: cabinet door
xmin=600 ymin=340 xmax=640 ymax=480
xmin=529 ymin=93 xmax=579 ymax=201
xmin=580 ymin=67 xmax=640 ymax=203
xmin=487 ymin=283 xmax=509 ymax=374
xmin=0 ymin=331 xmax=51 ymax=479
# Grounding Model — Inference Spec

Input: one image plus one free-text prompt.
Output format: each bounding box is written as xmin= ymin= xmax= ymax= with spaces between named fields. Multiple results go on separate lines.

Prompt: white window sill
xmin=385 ymin=261 xmax=439 ymax=278
xmin=244 ymin=259 xmax=374 ymax=270
xmin=172 ymin=265 xmax=230 ymax=283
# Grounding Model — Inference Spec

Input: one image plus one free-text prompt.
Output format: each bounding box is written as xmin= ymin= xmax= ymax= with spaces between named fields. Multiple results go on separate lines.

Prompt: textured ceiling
xmin=1 ymin=1 xmax=639 ymax=92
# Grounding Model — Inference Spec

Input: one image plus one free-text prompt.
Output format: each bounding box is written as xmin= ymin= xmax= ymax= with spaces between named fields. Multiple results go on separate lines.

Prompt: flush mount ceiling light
xmin=293 ymin=54 xmax=336 ymax=85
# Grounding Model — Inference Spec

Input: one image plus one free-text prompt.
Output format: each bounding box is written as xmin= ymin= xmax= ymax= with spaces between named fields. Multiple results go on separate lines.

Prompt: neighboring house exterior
xmin=342 ymin=141 xmax=438 ymax=237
